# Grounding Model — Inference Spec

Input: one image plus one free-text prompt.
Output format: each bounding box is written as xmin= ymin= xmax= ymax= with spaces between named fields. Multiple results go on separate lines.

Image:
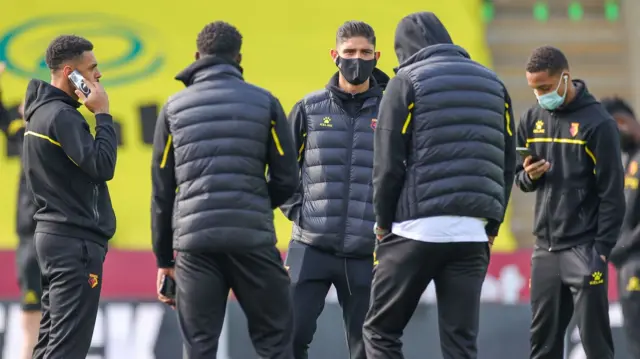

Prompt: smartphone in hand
xmin=159 ymin=274 xmax=176 ymax=301
xmin=68 ymin=70 xmax=91 ymax=97
xmin=516 ymin=147 xmax=541 ymax=162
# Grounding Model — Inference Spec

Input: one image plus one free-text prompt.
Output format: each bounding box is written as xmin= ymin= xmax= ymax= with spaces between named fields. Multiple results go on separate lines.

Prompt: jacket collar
xmin=175 ymin=55 xmax=244 ymax=86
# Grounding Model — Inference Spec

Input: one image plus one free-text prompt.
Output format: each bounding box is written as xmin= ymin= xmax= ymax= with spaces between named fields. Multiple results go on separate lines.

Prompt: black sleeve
xmin=588 ymin=119 xmax=625 ymax=258
xmin=151 ymin=104 xmax=176 ymax=268
xmin=279 ymin=100 xmax=307 ymax=221
xmin=486 ymin=88 xmax=517 ymax=237
xmin=53 ymin=109 xmax=117 ymax=182
xmin=0 ymin=88 xmax=10 ymax=133
xmin=373 ymin=74 xmax=415 ymax=230
xmin=266 ymin=95 xmax=299 ymax=209
xmin=514 ymin=111 xmax=544 ymax=192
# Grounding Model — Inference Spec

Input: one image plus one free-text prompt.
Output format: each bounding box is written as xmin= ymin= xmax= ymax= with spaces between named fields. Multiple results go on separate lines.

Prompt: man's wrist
xmin=156 ymin=258 xmax=175 ymax=268
xmin=373 ymin=224 xmax=390 ymax=236
xmin=93 ymin=109 xmax=111 ymax=117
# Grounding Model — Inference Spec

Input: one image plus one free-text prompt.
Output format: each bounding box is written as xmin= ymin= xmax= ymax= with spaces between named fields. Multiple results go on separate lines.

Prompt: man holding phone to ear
xmin=516 ymin=46 xmax=624 ymax=359
xmin=22 ymin=35 xmax=117 ymax=359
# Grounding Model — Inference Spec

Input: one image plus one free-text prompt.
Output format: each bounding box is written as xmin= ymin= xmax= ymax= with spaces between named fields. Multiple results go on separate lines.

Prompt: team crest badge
xmin=371 ymin=118 xmax=377 ymax=130
xmin=569 ymin=122 xmax=580 ymax=137
xmin=88 ymin=273 xmax=99 ymax=288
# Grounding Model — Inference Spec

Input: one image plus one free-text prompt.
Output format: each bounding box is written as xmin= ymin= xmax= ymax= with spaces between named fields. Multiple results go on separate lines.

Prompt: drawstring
xmin=344 ymin=258 xmax=352 ymax=296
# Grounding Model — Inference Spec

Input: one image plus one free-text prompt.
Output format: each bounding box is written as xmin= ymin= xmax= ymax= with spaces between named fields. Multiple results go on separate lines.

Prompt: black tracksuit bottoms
xmin=618 ymin=256 xmax=640 ymax=359
xmin=363 ymin=235 xmax=489 ymax=359
xmin=175 ymin=246 xmax=294 ymax=359
xmin=285 ymin=240 xmax=373 ymax=359
xmin=32 ymin=232 xmax=106 ymax=359
xmin=530 ymin=243 xmax=613 ymax=359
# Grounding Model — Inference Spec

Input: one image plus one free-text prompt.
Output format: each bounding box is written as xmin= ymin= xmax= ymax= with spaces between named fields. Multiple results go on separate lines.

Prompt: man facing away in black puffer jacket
xmin=364 ymin=12 xmax=516 ymax=359
xmin=151 ymin=21 xmax=299 ymax=359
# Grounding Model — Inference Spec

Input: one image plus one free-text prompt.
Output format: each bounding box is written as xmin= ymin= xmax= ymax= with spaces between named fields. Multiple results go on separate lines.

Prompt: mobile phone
xmin=159 ymin=275 xmax=176 ymax=301
xmin=516 ymin=147 xmax=541 ymax=162
xmin=68 ymin=70 xmax=91 ymax=97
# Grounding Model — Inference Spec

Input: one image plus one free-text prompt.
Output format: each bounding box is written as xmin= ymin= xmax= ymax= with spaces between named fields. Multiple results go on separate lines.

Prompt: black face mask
xmin=620 ymin=132 xmax=636 ymax=153
xmin=336 ymin=56 xmax=376 ymax=86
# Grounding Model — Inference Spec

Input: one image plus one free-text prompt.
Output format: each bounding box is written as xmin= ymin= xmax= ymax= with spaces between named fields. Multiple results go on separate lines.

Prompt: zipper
xmin=342 ymin=115 xmax=354 ymax=253
xmin=92 ymin=184 xmax=100 ymax=223
xmin=543 ymin=115 xmax=555 ymax=251
xmin=331 ymin=94 xmax=366 ymax=253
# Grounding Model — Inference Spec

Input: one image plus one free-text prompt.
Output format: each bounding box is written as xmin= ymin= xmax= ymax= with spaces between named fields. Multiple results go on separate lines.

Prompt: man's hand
xmin=523 ymin=156 xmax=551 ymax=180
xmin=0 ymin=62 xmax=5 ymax=77
xmin=17 ymin=100 xmax=24 ymax=119
xmin=156 ymin=267 xmax=175 ymax=309
xmin=75 ymin=80 xmax=110 ymax=114
xmin=374 ymin=226 xmax=390 ymax=241
xmin=488 ymin=236 xmax=495 ymax=252
xmin=600 ymin=255 xmax=607 ymax=262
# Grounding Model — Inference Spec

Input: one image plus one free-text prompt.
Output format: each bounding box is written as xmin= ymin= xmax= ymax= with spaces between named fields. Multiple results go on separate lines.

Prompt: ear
xmin=375 ymin=51 xmax=381 ymax=61
xmin=195 ymin=51 xmax=200 ymax=60
xmin=330 ymin=49 xmax=339 ymax=63
xmin=236 ymin=53 xmax=242 ymax=65
xmin=61 ymin=65 xmax=73 ymax=78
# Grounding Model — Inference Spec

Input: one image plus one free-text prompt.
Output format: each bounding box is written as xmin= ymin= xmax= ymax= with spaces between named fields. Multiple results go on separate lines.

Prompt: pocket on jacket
xmin=549 ymin=188 xmax=593 ymax=238
xmin=552 ymin=188 xmax=586 ymax=221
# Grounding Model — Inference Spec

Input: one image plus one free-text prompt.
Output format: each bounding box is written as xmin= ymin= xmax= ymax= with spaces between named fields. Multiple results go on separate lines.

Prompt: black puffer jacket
xmin=281 ymin=73 xmax=385 ymax=257
xmin=373 ymin=12 xmax=516 ymax=235
xmin=151 ymin=56 xmax=298 ymax=266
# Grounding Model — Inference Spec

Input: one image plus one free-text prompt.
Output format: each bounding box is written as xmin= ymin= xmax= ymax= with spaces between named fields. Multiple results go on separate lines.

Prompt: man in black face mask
xmin=279 ymin=20 xmax=389 ymax=359
xmin=602 ymin=96 xmax=640 ymax=358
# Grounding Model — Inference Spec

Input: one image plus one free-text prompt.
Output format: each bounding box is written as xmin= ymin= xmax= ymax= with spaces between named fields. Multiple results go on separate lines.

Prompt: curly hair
xmin=526 ymin=46 xmax=569 ymax=76
xmin=197 ymin=21 xmax=243 ymax=58
xmin=45 ymin=35 xmax=93 ymax=71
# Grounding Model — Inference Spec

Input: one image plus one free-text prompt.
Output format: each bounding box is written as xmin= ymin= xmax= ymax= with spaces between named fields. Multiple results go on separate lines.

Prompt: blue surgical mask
xmin=536 ymin=73 xmax=568 ymax=111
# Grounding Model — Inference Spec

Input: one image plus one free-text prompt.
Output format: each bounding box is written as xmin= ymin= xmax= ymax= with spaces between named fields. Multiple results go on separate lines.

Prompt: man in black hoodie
xmin=151 ymin=21 xmax=298 ymax=359
xmin=363 ymin=12 xmax=516 ymax=359
xmin=279 ymin=20 xmax=388 ymax=359
xmin=0 ymin=65 xmax=41 ymax=359
xmin=516 ymin=46 xmax=624 ymax=359
xmin=602 ymin=96 xmax=640 ymax=358
xmin=22 ymin=35 xmax=117 ymax=359
xmin=15 ymin=100 xmax=42 ymax=359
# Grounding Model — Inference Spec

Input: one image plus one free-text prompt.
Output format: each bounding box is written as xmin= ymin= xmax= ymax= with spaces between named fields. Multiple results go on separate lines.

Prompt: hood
xmin=175 ymin=55 xmax=244 ymax=87
xmin=394 ymin=12 xmax=453 ymax=65
xmin=556 ymin=79 xmax=599 ymax=113
xmin=371 ymin=68 xmax=390 ymax=91
xmin=326 ymin=72 xmax=383 ymax=103
xmin=23 ymin=79 xmax=80 ymax=122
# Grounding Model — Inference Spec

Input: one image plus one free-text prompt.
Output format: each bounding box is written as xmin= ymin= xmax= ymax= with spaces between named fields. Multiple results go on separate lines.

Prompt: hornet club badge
xmin=371 ymin=118 xmax=377 ymax=130
xmin=570 ymin=122 xmax=580 ymax=137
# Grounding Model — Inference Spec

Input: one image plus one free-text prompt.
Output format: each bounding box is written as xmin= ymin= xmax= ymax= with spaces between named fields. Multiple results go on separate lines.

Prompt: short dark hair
xmin=602 ymin=96 xmax=635 ymax=118
xmin=336 ymin=21 xmax=376 ymax=47
xmin=525 ymin=46 xmax=569 ymax=75
xmin=45 ymin=35 xmax=93 ymax=71
xmin=197 ymin=21 xmax=243 ymax=58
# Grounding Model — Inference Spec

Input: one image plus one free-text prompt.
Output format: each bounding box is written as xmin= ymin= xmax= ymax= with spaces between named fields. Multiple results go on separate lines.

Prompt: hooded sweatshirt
xmin=515 ymin=80 xmax=625 ymax=258
xmin=372 ymin=12 xmax=516 ymax=237
xmin=22 ymin=79 xmax=117 ymax=245
xmin=610 ymin=146 xmax=640 ymax=266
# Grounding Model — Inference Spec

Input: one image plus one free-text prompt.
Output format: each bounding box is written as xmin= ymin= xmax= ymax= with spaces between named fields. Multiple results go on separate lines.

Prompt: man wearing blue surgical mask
xmin=515 ymin=46 xmax=625 ymax=359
